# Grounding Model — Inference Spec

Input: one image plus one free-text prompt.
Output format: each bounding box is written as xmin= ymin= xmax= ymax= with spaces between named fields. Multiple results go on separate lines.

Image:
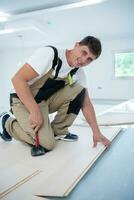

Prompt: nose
xmin=81 ymin=56 xmax=89 ymax=65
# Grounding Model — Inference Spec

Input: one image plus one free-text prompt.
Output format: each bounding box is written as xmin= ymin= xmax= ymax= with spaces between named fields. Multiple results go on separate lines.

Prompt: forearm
xmin=81 ymin=91 xmax=100 ymax=135
xmin=12 ymin=77 xmax=39 ymax=113
xmin=81 ymin=91 xmax=111 ymax=147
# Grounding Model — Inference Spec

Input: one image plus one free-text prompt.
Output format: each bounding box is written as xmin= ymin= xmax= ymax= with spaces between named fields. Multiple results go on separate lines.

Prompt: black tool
xmin=31 ymin=131 xmax=45 ymax=156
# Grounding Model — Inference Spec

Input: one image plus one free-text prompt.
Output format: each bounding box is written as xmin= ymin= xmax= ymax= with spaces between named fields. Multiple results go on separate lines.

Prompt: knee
xmin=39 ymin=139 xmax=56 ymax=151
xmin=67 ymin=88 xmax=86 ymax=115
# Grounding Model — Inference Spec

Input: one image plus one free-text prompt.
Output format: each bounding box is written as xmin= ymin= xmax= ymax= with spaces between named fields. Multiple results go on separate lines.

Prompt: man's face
xmin=69 ymin=43 xmax=96 ymax=68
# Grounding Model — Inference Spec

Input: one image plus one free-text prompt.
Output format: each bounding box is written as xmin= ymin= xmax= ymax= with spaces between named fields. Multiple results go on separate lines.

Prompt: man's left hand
xmin=93 ymin=133 xmax=111 ymax=148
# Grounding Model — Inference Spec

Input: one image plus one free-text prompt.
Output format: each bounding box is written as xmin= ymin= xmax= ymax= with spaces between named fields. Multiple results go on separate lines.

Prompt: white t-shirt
xmin=11 ymin=46 xmax=87 ymax=92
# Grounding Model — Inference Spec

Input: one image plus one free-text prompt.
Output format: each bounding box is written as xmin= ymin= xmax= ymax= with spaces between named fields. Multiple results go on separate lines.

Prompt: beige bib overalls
xmin=6 ymin=47 xmax=86 ymax=150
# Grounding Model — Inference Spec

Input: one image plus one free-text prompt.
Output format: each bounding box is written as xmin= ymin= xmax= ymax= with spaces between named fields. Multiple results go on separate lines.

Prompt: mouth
xmin=76 ymin=59 xmax=82 ymax=67
xmin=77 ymin=62 xmax=83 ymax=67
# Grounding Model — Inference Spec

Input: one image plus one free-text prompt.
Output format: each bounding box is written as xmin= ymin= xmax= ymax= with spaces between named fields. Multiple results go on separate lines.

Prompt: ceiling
xmin=0 ymin=0 xmax=85 ymax=14
xmin=0 ymin=0 xmax=134 ymax=48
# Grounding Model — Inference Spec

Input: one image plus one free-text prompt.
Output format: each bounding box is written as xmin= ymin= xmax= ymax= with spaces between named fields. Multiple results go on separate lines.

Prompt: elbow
xmin=11 ymin=75 xmax=16 ymax=85
xmin=11 ymin=74 xmax=22 ymax=83
xmin=11 ymin=74 xmax=22 ymax=87
xmin=11 ymin=75 xmax=19 ymax=87
xmin=11 ymin=75 xmax=15 ymax=82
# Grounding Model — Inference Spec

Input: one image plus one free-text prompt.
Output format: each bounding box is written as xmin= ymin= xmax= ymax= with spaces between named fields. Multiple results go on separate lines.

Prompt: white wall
xmin=0 ymin=47 xmax=35 ymax=110
xmin=0 ymin=36 xmax=134 ymax=110
xmin=85 ymin=37 xmax=134 ymax=101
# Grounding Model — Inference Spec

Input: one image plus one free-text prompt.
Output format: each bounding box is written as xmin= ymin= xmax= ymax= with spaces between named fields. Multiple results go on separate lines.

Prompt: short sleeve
xmin=26 ymin=46 xmax=54 ymax=76
xmin=77 ymin=68 xmax=88 ymax=88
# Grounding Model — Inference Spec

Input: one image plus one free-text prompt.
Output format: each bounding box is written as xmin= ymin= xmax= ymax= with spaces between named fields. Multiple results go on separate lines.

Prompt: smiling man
xmin=0 ymin=36 xmax=111 ymax=155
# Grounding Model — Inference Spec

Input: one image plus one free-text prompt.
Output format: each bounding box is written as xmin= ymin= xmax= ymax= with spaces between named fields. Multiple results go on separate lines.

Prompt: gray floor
xmin=44 ymin=128 xmax=134 ymax=200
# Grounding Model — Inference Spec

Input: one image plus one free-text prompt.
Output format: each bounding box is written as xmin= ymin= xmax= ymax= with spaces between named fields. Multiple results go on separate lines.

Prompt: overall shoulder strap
xmin=69 ymin=68 xmax=79 ymax=77
xmin=47 ymin=45 xmax=62 ymax=79
xmin=47 ymin=45 xmax=58 ymax=69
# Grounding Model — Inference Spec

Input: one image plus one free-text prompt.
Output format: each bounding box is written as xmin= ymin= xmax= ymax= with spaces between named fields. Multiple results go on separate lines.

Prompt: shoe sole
xmin=0 ymin=132 xmax=12 ymax=141
xmin=0 ymin=112 xmax=8 ymax=118
xmin=55 ymin=135 xmax=78 ymax=142
xmin=59 ymin=138 xmax=78 ymax=142
xmin=0 ymin=112 xmax=12 ymax=141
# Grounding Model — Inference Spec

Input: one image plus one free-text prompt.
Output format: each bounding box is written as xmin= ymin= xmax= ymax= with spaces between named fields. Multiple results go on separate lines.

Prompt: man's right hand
xmin=29 ymin=109 xmax=44 ymax=132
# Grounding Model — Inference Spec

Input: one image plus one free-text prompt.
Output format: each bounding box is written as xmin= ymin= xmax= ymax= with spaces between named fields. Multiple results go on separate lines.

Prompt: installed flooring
xmin=52 ymin=128 xmax=134 ymax=200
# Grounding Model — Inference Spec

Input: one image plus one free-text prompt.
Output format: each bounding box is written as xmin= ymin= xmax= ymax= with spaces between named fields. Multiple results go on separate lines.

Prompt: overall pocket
xmin=35 ymin=78 xmax=65 ymax=103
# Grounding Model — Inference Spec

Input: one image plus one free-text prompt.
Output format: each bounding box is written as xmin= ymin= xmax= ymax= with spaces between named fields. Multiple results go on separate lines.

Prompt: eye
xmin=82 ymin=50 xmax=87 ymax=56
xmin=87 ymin=57 xmax=93 ymax=62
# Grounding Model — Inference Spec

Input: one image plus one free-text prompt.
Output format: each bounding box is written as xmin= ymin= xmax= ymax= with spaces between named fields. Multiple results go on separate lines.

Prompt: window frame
xmin=113 ymin=49 xmax=134 ymax=80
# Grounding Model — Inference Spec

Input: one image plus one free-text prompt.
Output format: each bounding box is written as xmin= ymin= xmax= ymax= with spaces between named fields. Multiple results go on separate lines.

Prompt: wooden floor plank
xmin=74 ymin=99 xmax=134 ymax=126
xmin=0 ymin=126 xmax=121 ymax=198
xmin=34 ymin=126 xmax=121 ymax=197
xmin=0 ymin=164 xmax=41 ymax=199
xmin=97 ymin=112 xmax=134 ymax=126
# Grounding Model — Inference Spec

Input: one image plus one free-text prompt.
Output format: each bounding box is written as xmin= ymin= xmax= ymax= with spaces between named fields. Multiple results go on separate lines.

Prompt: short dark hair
xmin=79 ymin=36 xmax=102 ymax=59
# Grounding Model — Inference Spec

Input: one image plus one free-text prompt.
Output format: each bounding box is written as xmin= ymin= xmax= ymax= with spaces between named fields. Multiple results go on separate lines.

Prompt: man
xmin=0 ymin=36 xmax=111 ymax=155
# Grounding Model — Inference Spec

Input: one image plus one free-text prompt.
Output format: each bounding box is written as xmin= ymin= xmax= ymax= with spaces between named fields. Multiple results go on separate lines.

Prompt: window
xmin=114 ymin=51 xmax=134 ymax=78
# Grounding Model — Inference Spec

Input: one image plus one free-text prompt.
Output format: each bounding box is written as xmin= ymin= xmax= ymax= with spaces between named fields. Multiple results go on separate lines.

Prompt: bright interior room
xmin=0 ymin=0 xmax=134 ymax=200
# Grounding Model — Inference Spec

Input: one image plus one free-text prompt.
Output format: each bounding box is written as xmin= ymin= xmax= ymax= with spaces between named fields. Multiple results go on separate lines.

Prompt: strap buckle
xmin=67 ymin=73 xmax=76 ymax=86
